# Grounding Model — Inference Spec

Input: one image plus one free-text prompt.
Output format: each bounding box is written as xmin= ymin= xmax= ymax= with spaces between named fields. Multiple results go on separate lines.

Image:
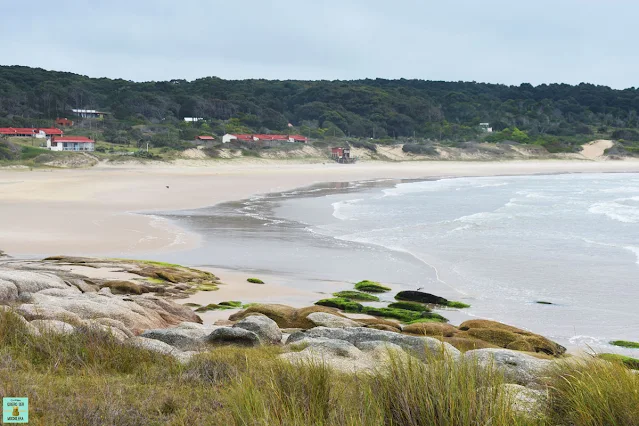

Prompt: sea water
xmin=159 ymin=173 xmax=639 ymax=355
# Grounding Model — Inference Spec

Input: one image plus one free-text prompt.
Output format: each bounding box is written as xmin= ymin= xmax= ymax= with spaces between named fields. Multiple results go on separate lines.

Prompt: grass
xmin=354 ymin=280 xmax=391 ymax=293
xmin=609 ymin=340 xmax=639 ymax=349
xmin=598 ymin=353 xmax=639 ymax=370
xmin=0 ymin=309 xmax=636 ymax=425
xmin=332 ymin=290 xmax=380 ymax=302
xmin=247 ymin=278 xmax=265 ymax=284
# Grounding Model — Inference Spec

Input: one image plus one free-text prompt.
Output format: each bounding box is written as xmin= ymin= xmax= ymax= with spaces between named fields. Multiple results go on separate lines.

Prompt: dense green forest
xmin=1 ymin=65 xmax=639 ymax=154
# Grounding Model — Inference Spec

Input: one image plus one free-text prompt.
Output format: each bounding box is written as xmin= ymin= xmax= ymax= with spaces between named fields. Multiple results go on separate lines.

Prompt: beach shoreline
xmin=2 ymin=159 xmax=639 ymax=258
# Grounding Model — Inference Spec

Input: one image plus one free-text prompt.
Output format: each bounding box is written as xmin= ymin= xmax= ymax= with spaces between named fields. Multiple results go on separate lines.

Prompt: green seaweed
xmin=195 ymin=304 xmax=236 ymax=313
xmin=406 ymin=313 xmax=449 ymax=324
xmin=610 ymin=340 xmax=639 ymax=349
xmin=332 ymin=291 xmax=380 ymax=302
xmin=388 ymin=301 xmax=431 ymax=312
xmin=247 ymin=278 xmax=265 ymax=284
xmin=218 ymin=301 xmax=243 ymax=308
xmin=354 ymin=280 xmax=391 ymax=293
xmin=446 ymin=301 xmax=471 ymax=309
xmin=315 ymin=298 xmax=363 ymax=313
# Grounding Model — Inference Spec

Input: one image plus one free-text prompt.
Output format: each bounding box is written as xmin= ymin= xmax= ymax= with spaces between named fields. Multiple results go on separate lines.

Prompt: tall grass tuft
xmin=546 ymin=358 xmax=639 ymax=426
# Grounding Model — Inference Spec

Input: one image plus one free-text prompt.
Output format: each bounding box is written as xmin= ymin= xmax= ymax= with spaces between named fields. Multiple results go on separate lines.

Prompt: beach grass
xmin=0 ymin=310 xmax=636 ymax=425
xmin=598 ymin=353 xmax=639 ymax=370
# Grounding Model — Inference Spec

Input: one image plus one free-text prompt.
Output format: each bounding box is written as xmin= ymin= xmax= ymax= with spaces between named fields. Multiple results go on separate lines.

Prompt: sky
xmin=1 ymin=0 xmax=637 ymax=88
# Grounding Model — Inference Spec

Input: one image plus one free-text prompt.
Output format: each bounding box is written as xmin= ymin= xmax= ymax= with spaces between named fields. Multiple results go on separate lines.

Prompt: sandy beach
xmin=2 ymin=159 xmax=639 ymax=258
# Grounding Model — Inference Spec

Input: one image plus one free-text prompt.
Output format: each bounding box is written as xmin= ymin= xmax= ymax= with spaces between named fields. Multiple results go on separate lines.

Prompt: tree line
xmin=1 ymin=65 xmax=639 ymax=151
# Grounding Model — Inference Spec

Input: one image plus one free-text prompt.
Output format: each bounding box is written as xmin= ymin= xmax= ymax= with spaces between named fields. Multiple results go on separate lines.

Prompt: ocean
xmin=157 ymin=173 xmax=639 ymax=355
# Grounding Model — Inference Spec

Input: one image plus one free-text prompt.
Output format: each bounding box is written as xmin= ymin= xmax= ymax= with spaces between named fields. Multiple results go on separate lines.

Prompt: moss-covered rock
xmin=442 ymin=336 xmax=500 ymax=352
xmin=218 ymin=301 xmax=242 ymax=308
xmin=403 ymin=322 xmax=458 ymax=337
xmin=459 ymin=319 xmax=566 ymax=356
xmin=315 ymin=298 xmax=363 ymax=313
xmin=99 ymin=281 xmax=145 ymax=295
xmin=354 ymin=280 xmax=391 ymax=293
xmin=229 ymin=304 xmax=344 ymax=329
xmin=195 ymin=304 xmax=236 ymax=313
xmin=332 ymin=291 xmax=380 ymax=302
xmin=395 ymin=290 xmax=449 ymax=305
xmin=388 ymin=301 xmax=431 ymax=312
xmin=354 ymin=318 xmax=402 ymax=329
xmin=446 ymin=301 xmax=471 ymax=308
xmin=610 ymin=340 xmax=639 ymax=349
xmin=405 ymin=313 xmax=448 ymax=324
xmin=361 ymin=307 xmax=421 ymax=322
xmin=247 ymin=278 xmax=264 ymax=284
xmin=466 ymin=328 xmax=521 ymax=348
xmin=598 ymin=353 xmax=639 ymax=370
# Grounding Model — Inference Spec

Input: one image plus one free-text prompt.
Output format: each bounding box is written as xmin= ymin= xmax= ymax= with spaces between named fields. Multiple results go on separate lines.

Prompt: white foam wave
xmin=589 ymin=197 xmax=639 ymax=223
xmin=331 ymin=198 xmax=363 ymax=220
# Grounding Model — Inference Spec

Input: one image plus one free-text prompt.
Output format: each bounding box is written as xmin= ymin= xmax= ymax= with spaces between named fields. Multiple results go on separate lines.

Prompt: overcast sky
xmin=1 ymin=0 xmax=637 ymax=88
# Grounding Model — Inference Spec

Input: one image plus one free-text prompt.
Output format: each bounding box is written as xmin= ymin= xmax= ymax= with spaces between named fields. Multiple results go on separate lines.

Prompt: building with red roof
xmin=195 ymin=135 xmax=215 ymax=141
xmin=55 ymin=118 xmax=74 ymax=127
xmin=48 ymin=136 xmax=95 ymax=152
xmin=0 ymin=127 xmax=64 ymax=138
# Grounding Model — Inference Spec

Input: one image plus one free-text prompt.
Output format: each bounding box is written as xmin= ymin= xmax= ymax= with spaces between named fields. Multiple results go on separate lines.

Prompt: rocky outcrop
xmin=233 ymin=314 xmax=282 ymax=344
xmin=31 ymin=319 xmax=75 ymax=335
xmin=288 ymin=327 xmax=460 ymax=361
xmin=126 ymin=336 xmax=194 ymax=364
xmin=395 ymin=290 xmax=449 ymax=305
xmin=206 ymin=327 xmax=261 ymax=347
xmin=306 ymin=312 xmax=361 ymax=328
xmin=464 ymin=348 xmax=552 ymax=385
xmin=141 ymin=325 xmax=215 ymax=350
xmin=228 ymin=304 xmax=347 ymax=329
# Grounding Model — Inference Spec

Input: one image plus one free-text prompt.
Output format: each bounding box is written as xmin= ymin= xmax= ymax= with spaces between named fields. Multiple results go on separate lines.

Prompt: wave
xmin=331 ymin=199 xmax=363 ymax=220
xmin=588 ymin=197 xmax=639 ymax=223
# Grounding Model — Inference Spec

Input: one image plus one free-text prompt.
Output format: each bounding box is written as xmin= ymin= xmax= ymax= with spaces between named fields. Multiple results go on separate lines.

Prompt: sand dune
xmin=581 ymin=140 xmax=614 ymax=160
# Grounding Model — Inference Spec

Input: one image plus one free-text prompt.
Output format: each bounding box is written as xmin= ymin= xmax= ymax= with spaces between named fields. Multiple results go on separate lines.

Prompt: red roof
xmin=52 ymin=136 xmax=94 ymax=143
xmin=289 ymin=134 xmax=309 ymax=141
xmin=0 ymin=127 xmax=63 ymax=136
xmin=196 ymin=135 xmax=215 ymax=140
xmin=254 ymin=134 xmax=289 ymax=141
xmin=233 ymin=134 xmax=254 ymax=141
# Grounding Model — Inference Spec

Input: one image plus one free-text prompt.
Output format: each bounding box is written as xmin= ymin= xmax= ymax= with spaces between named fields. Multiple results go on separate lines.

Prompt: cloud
xmin=1 ymin=0 xmax=637 ymax=88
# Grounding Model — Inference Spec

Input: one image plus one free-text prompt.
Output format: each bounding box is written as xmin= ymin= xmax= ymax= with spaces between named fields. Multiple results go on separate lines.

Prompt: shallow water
xmin=157 ymin=173 xmax=639 ymax=356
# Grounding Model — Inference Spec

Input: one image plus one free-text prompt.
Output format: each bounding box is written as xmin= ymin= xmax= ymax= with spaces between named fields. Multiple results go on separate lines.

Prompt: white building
xmin=71 ymin=109 xmax=109 ymax=119
xmin=184 ymin=117 xmax=203 ymax=122
xmin=47 ymin=136 xmax=95 ymax=152
xmin=479 ymin=123 xmax=493 ymax=133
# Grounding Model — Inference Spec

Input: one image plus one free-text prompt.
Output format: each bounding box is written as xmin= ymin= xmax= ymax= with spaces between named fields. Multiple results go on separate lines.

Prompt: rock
xmin=229 ymin=304 xmax=346 ymax=329
xmin=443 ymin=337 xmax=500 ymax=352
xmin=90 ymin=318 xmax=134 ymax=338
xmin=365 ymin=324 xmax=401 ymax=333
xmin=206 ymin=327 xmax=260 ymax=347
xmin=355 ymin=340 xmax=404 ymax=353
xmin=464 ymin=349 xmax=551 ymax=385
xmin=30 ymin=319 xmax=75 ymax=335
xmin=175 ymin=322 xmax=208 ymax=330
xmin=395 ymin=290 xmax=448 ymax=305
xmin=459 ymin=320 xmax=566 ymax=356
xmin=306 ymin=312 xmax=361 ymax=328
xmin=133 ymin=295 xmax=202 ymax=324
xmin=141 ymin=327 xmax=213 ymax=350
xmin=98 ymin=287 xmax=113 ymax=296
xmin=403 ymin=322 xmax=458 ymax=337
xmin=288 ymin=337 xmax=362 ymax=358
xmin=37 ymin=287 xmax=82 ymax=297
xmin=233 ymin=314 xmax=282 ymax=344
xmin=67 ymin=279 xmax=99 ymax=293
xmin=0 ymin=270 xmax=68 ymax=295
xmin=0 ymin=280 xmax=18 ymax=302
xmin=500 ymin=384 xmax=546 ymax=418
xmin=126 ymin=336 xmax=193 ymax=364
xmin=288 ymin=327 xmax=460 ymax=362
xmin=82 ymin=321 xmax=129 ymax=342
xmin=17 ymin=304 xmax=84 ymax=325
xmin=99 ymin=281 xmax=145 ymax=295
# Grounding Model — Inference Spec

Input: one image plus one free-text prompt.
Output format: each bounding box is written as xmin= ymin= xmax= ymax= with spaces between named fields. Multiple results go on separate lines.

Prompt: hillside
xmin=1 ymin=65 xmax=639 ymax=157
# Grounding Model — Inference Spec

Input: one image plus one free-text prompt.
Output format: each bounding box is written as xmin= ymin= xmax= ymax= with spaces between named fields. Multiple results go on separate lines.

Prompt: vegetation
xmin=406 ymin=313 xmax=449 ymax=324
xmin=354 ymin=280 xmax=391 ymax=293
xmin=0 ymin=310 xmax=636 ymax=424
xmin=315 ymin=298 xmax=364 ymax=313
xmin=388 ymin=301 xmax=431 ymax=312
xmin=247 ymin=278 xmax=264 ymax=284
xmin=446 ymin=301 xmax=471 ymax=309
xmin=609 ymin=340 xmax=639 ymax=349
xmin=332 ymin=290 xmax=380 ymax=301
xmin=3 ymin=65 xmax=639 ymax=160
xmin=195 ymin=304 xmax=238 ymax=313
xmin=598 ymin=353 xmax=639 ymax=370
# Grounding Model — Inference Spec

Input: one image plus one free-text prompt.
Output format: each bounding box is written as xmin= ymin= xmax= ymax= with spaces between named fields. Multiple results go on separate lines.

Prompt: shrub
xmin=332 ymin=291 xmax=380 ymax=302
xmin=402 ymin=143 xmax=438 ymax=155
xmin=247 ymin=278 xmax=264 ymax=284
xmin=354 ymin=280 xmax=391 ymax=293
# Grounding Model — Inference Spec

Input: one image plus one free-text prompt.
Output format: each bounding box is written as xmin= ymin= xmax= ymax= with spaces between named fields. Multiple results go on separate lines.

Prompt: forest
xmin=1 ymin=65 xmax=639 ymax=154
